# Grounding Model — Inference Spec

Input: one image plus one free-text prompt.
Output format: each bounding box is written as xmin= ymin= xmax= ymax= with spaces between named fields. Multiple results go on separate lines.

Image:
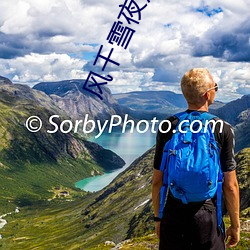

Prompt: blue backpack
xmin=158 ymin=111 xmax=223 ymax=228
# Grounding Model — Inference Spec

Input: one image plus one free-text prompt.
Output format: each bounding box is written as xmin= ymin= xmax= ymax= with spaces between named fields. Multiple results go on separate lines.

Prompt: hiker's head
xmin=181 ymin=68 xmax=217 ymax=106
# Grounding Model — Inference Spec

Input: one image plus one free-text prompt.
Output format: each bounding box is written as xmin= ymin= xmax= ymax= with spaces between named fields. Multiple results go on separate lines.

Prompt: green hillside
xmin=0 ymin=83 xmax=124 ymax=213
xmin=235 ymin=147 xmax=250 ymax=214
xmin=0 ymin=148 xmax=155 ymax=249
xmin=1 ymin=147 xmax=249 ymax=249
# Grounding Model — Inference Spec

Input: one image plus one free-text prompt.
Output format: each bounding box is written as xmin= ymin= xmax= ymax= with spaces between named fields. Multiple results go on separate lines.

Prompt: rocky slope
xmin=80 ymin=147 xmax=154 ymax=247
xmin=213 ymin=94 xmax=250 ymax=126
xmin=234 ymin=108 xmax=250 ymax=152
xmin=33 ymin=79 xmax=124 ymax=122
xmin=0 ymin=76 xmax=12 ymax=85
xmin=209 ymin=94 xmax=250 ymax=152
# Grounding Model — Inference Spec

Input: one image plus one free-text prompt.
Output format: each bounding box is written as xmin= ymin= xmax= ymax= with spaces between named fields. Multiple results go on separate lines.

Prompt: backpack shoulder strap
xmin=201 ymin=112 xmax=217 ymax=120
xmin=201 ymin=112 xmax=223 ymax=230
xmin=173 ymin=111 xmax=189 ymax=121
xmin=174 ymin=111 xmax=217 ymax=121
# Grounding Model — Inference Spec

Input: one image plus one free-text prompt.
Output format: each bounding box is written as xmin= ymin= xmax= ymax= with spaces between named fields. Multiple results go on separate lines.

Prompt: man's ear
xmin=204 ymin=92 xmax=209 ymax=100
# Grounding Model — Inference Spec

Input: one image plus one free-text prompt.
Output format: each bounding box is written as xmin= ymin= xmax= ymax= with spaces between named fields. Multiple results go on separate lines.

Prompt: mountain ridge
xmin=213 ymin=94 xmax=250 ymax=125
xmin=114 ymin=90 xmax=225 ymax=119
xmin=0 ymin=76 xmax=12 ymax=85
xmin=213 ymin=94 xmax=250 ymax=152
xmin=33 ymin=79 xmax=124 ymax=122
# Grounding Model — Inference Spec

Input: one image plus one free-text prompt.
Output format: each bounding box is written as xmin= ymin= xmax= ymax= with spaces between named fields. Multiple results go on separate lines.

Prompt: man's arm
xmin=152 ymin=117 xmax=176 ymax=239
xmin=223 ymin=170 xmax=240 ymax=248
xmin=152 ymin=169 xmax=163 ymax=239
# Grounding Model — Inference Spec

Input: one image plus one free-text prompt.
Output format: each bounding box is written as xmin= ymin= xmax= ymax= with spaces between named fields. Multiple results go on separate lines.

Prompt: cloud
xmin=152 ymin=65 xmax=180 ymax=84
xmin=192 ymin=18 xmax=250 ymax=62
xmin=0 ymin=0 xmax=115 ymax=57
xmin=0 ymin=32 xmax=29 ymax=59
xmin=0 ymin=0 xmax=249 ymax=101
xmin=0 ymin=53 xmax=88 ymax=86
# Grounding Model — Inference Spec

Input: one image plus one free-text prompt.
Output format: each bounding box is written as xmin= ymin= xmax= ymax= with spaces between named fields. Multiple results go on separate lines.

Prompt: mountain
xmin=114 ymin=91 xmax=249 ymax=151
xmin=114 ymin=91 xmax=248 ymax=124
xmin=234 ymin=109 xmax=250 ymax=152
xmin=114 ymin=91 xmax=225 ymax=120
xmin=211 ymin=94 xmax=250 ymax=152
xmin=32 ymin=82 xmax=228 ymax=122
xmin=114 ymin=91 xmax=186 ymax=119
xmin=213 ymin=94 xmax=250 ymax=125
xmin=0 ymin=76 xmax=12 ymax=85
xmin=235 ymin=148 xmax=250 ymax=214
xmin=33 ymin=80 xmax=124 ymax=122
xmin=0 ymin=77 xmax=249 ymax=249
xmin=209 ymin=100 xmax=225 ymax=110
xmin=0 ymin=79 xmax=125 ymax=212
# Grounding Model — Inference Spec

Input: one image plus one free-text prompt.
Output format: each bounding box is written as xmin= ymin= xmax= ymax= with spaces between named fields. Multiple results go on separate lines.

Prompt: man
xmin=152 ymin=68 xmax=240 ymax=249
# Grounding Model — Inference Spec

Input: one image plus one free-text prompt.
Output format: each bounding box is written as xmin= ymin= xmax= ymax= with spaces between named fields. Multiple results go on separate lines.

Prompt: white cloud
xmin=108 ymin=70 xmax=154 ymax=93
xmin=0 ymin=53 xmax=87 ymax=86
xmin=0 ymin=0 xmax=249 ymax=101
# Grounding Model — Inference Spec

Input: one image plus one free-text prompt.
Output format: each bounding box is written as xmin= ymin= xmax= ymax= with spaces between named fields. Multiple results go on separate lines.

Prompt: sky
xmin=0 ymin=0 xmax=249 ymax=102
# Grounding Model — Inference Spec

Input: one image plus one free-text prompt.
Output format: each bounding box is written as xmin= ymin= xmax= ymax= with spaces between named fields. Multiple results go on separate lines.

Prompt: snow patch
xmin=0 ymin=219 xmax=7 ymax=229
xmin=0 ymin=207 xmax=20 ymax=238
xmin=134 ymin=199 xmax=150 ymax=210
xmin=138 ymin=185 xmax=145 ymax=190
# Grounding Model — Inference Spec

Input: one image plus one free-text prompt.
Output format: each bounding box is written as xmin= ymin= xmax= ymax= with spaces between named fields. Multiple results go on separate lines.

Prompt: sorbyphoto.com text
xmin=25 ymin=114 xmax=224 ymax=138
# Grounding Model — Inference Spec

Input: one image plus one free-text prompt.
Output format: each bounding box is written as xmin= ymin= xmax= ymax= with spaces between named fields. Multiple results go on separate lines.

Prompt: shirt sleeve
xmin=219 ymin=122 xmax=237 ymax=172
xmin=153 ymin=129 xmax=165 ymax=170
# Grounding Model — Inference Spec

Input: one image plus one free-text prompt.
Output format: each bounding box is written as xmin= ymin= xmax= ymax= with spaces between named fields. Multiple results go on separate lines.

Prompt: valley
xmin=0 ymin=76 xmax=249 ymax=249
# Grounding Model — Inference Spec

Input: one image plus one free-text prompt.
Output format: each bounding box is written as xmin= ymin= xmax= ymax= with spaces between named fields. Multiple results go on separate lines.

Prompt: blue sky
xmin=0 ymin=0 xmax=249 ymax=102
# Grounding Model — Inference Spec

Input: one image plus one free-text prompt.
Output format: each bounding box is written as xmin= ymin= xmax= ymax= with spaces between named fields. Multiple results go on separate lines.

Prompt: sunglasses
xmin=203 ymin=83 xmax=218 ymax=95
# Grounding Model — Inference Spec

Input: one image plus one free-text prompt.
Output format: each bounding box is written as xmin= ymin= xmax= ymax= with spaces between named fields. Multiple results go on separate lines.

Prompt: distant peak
xmin=0 ymin=76 xmax=12 ymax=85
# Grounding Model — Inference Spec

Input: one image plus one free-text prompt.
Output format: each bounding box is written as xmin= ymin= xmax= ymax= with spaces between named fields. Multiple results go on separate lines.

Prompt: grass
xmin=224 ymin=217 xmax=250 ymax=250
xmin=0 ymin=198 xmax=89 ymax=250
xmin=0 ymin=95 xmax=107 ymax=214
xmin=82 ymin=224 xmax=250 ymax=250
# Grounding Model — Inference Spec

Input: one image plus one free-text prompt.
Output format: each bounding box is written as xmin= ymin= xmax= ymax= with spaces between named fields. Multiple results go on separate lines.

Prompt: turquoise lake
xmin=75 ymin=129 xmax=156 ymax=192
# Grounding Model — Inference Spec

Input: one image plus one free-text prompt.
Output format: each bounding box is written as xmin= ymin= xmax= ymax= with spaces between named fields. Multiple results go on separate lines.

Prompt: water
xmin=75 ymin=129 xmax=156 ymax=192
xmin=0 ymin=209 xmax=19 ymax=237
